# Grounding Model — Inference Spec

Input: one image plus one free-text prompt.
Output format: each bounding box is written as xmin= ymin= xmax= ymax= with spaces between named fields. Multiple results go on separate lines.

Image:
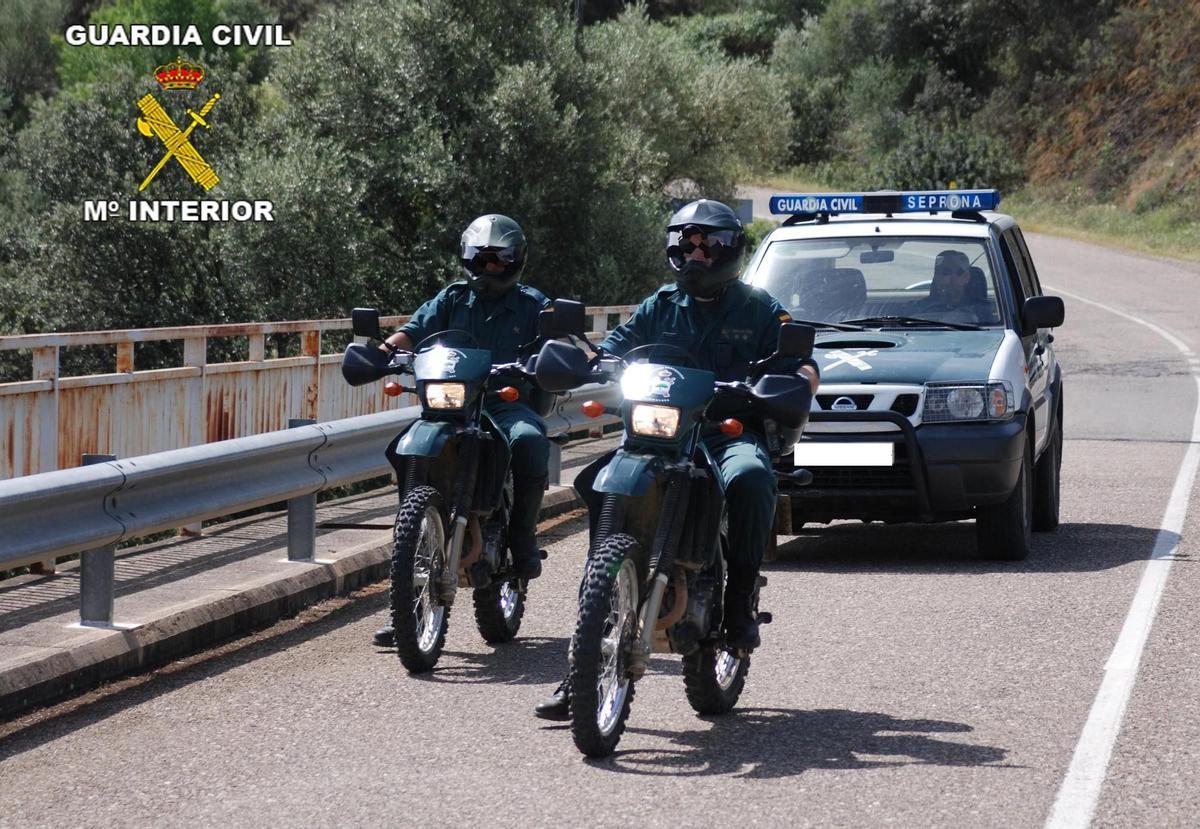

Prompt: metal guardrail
xmin=0 ymin=382 xmax=623 ymax=626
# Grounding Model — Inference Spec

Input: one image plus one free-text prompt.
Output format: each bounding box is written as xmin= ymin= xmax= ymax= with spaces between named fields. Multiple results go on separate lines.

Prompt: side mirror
xmin=776 ymin=322 xmax=816 ymax=360
xmin=538 ymin=298 xmax=588 ymax=339
xmin=351 ymin=307 xmax=383 ymax=341
xmin=1022 ymin=296 xmax=1065 ymax=334
xmin=534 ymin=339 xmax=592 ymax=393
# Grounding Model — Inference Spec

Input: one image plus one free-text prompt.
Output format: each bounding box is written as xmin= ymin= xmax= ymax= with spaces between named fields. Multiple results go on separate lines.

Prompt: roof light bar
xmin=769 ymin=189 xmax=1000 ymax=216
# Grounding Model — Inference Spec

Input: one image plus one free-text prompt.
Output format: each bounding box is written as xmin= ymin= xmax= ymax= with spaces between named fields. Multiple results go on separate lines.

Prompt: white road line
xmin=1044 ymin=286 xmax=1200 ymax=829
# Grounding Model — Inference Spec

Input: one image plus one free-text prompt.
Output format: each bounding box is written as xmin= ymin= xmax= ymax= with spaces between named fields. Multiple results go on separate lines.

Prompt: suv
xmin=745 ymin=190 xmax=1065 ymax=559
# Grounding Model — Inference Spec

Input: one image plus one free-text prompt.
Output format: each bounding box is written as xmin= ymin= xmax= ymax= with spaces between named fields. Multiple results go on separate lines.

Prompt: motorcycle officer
xmin=534 ymin=198 xmax=819 ymax=719
xmin=374 ymin=214 xmax=551 ymax=647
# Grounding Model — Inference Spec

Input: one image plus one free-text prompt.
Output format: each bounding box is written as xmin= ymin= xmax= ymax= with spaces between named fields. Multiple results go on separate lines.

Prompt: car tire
xmin=1033 ymin=412 xmax=1062 ymax=532
xmin=976 ymin=437 xmax=1033 ymax=561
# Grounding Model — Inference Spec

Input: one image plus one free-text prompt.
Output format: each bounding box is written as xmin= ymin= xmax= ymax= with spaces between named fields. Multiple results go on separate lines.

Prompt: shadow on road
xmin=417 ymin=636 xmax=570 ymax=685
xmin=769 ymin=521 xmax=1182 ymax=574
xmin=596 ymin=707 xmax=1011 ymax=778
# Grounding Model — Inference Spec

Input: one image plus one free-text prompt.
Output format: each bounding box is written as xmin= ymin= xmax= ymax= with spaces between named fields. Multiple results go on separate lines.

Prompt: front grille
xmin=817 ymin=394 xmax=874 ymax=411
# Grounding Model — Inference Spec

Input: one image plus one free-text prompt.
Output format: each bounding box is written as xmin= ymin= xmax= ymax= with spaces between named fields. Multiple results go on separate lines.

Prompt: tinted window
xmin=1001 ymin=229 xmax=1035 ymax=301
xmin=1010 ymin=227 xmax=1043 ymax=296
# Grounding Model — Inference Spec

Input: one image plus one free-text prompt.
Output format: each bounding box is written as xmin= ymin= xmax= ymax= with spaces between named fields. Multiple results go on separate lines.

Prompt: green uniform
xmin=600 ymin=280 xmax=795 ymax=583
xmin=400 ymin=280 xmax=550 ymax=478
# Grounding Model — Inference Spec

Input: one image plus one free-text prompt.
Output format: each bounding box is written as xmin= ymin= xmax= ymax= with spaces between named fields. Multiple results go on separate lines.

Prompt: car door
xmin=999 ymin=228 xmax=1050 ymax=454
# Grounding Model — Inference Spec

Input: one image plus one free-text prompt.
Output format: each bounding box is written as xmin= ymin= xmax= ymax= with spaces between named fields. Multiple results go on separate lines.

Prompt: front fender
xmin=393 ymin=419 xmax=454 ymax=458
xmin=593 ymin=451 xmax=661 ymax=496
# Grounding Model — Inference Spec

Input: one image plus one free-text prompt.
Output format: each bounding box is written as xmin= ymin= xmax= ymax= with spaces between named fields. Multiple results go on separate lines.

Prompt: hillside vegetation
xmin=0 ymin=0 xmax=1195 ymax=368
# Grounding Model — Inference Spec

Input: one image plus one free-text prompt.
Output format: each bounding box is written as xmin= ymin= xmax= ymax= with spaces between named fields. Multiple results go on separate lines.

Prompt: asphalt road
xmin=1 ymin=233 xmax=1198 ymax=828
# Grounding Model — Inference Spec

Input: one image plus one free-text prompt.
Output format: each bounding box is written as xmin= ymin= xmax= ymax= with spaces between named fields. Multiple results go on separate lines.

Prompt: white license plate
xmin=794 ymin=442 xmax=894 ymax=467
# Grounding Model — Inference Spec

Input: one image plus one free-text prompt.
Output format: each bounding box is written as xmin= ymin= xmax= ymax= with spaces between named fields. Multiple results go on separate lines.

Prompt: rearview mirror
xmin=534 ymin=339 xmax=592 ymax=393
xmin=538 ymin=299 xmax=588 ymax=340
xmin=776 ymin=323 xmax=816 ymax=360
xmin=860 ymin=250 xmax=894 ymax=264
xmin=351 ymin=307 xmax=383 ymax=341
xmin=1022 ymin=296 xmax=1065 ymax=334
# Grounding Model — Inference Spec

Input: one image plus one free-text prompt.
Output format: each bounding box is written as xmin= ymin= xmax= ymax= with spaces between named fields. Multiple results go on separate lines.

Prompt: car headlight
xmin=425 ymin=382 xmax=467 ymax=410
xmin=922 ymin=382 xmax=1013 ymax=422
xmin=630 ymin=404 xmax=681 ymax=438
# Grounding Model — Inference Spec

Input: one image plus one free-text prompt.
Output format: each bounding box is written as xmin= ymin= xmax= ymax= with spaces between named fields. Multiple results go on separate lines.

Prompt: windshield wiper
xmin=787 ymin=317 xmax=866 ymax=332
xmin=840 ymin=315 xmax=983 ymax=331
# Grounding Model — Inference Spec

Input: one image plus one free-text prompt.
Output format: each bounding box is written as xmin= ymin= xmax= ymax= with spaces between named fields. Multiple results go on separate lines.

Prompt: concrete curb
xmin=0 ymin=485 xmax=583 ymax=720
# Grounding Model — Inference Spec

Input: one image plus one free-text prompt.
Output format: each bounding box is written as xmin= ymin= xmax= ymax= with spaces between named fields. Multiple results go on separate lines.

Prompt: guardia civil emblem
xmin=135 ymin=57 xmax=220 ymax=192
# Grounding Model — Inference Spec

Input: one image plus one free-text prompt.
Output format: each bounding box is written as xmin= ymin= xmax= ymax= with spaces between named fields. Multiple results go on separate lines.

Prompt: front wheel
xmin=682 ymin=645 xmax=749 ymax=715
xmin=473 ymin=579 xmax=525 ymax=644
xmin=977 ymin=438 xmax=1034 ymax=561
xmin=391 ymin=486 xmax=450 ymax=672
xmin=570 ymin=534 xmax=640 ymax=758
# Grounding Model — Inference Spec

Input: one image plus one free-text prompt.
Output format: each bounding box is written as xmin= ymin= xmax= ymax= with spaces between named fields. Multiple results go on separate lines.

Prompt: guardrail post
xmin=548 ymin=436 xmax=566 ymax=485
xmin=79 ymin=453 xmax=118 ymax=626
xmin=287 ymin=418 xmax=317 ymax=562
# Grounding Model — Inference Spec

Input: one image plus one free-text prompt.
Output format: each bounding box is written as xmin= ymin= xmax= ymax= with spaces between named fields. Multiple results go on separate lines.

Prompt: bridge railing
xmin=0 ymin=306 xmax=635 ymax=481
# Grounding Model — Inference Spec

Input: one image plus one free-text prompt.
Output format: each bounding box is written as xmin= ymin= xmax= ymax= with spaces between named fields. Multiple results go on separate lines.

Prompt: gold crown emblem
xmin=154 ymin=56 xmax=204 ymax=91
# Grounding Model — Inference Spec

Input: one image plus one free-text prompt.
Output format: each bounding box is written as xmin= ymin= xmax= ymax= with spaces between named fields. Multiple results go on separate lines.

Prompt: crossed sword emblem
xmin=135 ymin=92 xmax=221 ymax=191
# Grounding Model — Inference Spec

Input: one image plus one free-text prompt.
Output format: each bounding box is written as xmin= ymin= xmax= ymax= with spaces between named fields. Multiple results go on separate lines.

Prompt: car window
xmin=1000 ymin=229 xmax=1034 ymax=302
xmin=1010 ymin=227 xmax=1043 ymax=296
xmin=750 ymin=236 xmax=1002 ymax=327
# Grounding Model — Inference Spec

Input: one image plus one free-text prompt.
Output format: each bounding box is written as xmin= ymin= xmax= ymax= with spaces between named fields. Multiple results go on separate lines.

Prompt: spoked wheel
xmin=682 ymin=645 xmax=749 ymax=715
xmin=569 ymin=534 xmax=640 ymax=758
xmin=391 ymin=486 xmax=450 ymax=673
xmin=473 ymin=578 xmax=525 ymax=644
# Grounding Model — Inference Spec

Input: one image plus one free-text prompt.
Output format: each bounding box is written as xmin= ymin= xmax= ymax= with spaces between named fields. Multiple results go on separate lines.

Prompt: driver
xmin=916 ymin=249 xmax=994 ymax=323
xmin=533 ymin=199 xmax=820 ymax=720
xmin=373 ymin=214 xmax=550 ymax=648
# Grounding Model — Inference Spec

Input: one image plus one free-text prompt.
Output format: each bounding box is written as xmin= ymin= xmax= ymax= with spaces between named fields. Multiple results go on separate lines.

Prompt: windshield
xmin=749 ymin=236 xmax=1003 ymax=328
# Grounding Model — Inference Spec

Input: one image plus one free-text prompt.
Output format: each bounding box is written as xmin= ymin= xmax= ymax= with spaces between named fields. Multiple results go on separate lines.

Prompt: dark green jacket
xmin=600 ymin=281 xmax=793 ymax=381
xmin=399 ymin=281 xmax=549 ymax=363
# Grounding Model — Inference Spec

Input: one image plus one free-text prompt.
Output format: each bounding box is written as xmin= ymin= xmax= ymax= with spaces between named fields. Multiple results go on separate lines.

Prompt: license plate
xmin=794 ymin=442 xmax=894 ymax=467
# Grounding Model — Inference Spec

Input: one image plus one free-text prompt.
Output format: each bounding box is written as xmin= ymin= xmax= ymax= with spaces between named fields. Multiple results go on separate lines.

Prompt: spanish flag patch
xmin=778 ymin=311 xmax=793 ymax=322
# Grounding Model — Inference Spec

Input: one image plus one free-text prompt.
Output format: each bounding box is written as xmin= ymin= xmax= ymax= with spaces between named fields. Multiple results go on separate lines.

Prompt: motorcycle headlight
xmin=922 ymin=382 xmax=1013 ymax=422
xmin=630 ymin=404 xmax=681 ymax=438
xmin=425 ymin=382 xmax=467 ymax=410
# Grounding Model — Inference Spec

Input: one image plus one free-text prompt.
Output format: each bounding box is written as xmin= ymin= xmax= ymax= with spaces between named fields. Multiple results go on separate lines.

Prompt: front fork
xmin=626 ymin=469 xmax=690 ymax=679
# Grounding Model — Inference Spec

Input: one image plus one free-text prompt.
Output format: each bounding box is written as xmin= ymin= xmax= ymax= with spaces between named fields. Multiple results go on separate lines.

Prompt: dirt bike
xmin=341 ymin=301 xmax=587 ymax=672
xmin=532 ymin=322 xmax=815 ymax=756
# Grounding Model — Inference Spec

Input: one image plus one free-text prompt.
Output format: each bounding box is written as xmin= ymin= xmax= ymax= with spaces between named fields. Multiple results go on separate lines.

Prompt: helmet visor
xmin=667 ymin=228 xmax=738 ymax=258
xmin=462 ymin=245 xmax=523 ymax=274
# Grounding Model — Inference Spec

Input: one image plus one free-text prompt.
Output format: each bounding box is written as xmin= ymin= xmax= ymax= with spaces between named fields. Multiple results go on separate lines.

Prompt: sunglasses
xmin=669 ymin=228 xmax=737 ymax=256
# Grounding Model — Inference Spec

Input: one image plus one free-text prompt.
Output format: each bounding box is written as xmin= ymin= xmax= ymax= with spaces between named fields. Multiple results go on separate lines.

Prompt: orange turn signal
xmin=498 ymin=386 xmax=520 ymax=402
xmin=719 ymin=418 xmax=744 ymax=437
xmin=383 ymin=381 xmax=403 ymax=397
xmin=581 ymin=400 xmax=605 ymax=418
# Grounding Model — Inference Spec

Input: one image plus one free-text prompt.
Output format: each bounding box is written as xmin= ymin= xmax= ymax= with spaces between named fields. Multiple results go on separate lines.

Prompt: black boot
xmin=534 ymin=676 xmax=571 ymax=721
xmin=509 ymin=475 xmax=548 ymax=579
xmin=373 ymin=625 xmax=395 ymax=647
xmin=723 ymin=579 xmax=761 ymax=651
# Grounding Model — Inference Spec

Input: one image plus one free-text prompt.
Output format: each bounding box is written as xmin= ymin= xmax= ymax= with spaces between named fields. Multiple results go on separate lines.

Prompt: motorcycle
xmin=341 ymin=301 xmax=588 ymax=672
xmin=533 ymin=322 xmax=816 ymax=757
